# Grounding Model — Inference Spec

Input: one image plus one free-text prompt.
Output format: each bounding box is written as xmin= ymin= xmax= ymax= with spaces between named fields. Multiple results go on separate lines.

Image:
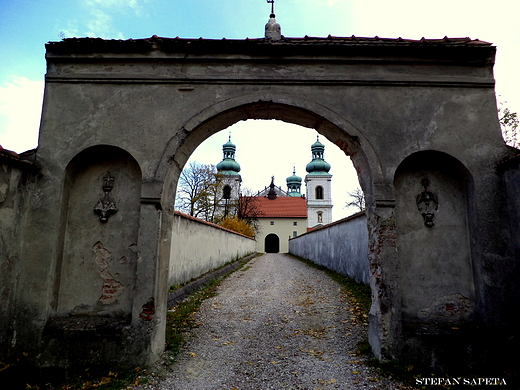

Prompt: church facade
xmin=249 ymin=177 xmax=308 ymax=253
xmin=219 ymin=136 xmax=334 ymax=252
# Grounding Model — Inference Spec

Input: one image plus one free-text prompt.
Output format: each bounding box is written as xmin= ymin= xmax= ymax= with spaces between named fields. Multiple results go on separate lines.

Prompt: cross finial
xmin=267 ymin=0 xmax=275 ymax=17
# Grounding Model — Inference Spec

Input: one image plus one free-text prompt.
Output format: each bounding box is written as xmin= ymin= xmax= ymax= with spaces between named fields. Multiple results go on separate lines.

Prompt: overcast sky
xmin=1 ymin=0 xmax=519 ymax=220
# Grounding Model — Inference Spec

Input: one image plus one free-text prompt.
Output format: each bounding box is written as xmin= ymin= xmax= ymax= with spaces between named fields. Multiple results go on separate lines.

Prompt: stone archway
xmin=160 ymin=99 xmax=388 ymax=362
xmin=265 ymin=234 xmax=280 ymax=253
xmin=5 ymin=35 xmax=515 ymax=371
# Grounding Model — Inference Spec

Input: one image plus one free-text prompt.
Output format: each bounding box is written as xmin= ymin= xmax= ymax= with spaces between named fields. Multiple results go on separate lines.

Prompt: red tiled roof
xmin=50 ymin=35 xmax=492 ymax=50
xmin=246 ymin=196 xmax=307 ymax=218
xmin=0 ymin=146 xmax=39 ymax=172
xmin=46 ymin=36 xmax=494 ymax=59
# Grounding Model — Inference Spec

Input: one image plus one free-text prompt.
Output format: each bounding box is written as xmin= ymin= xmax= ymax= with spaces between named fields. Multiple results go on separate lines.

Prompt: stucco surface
xmin=169 ymin=212 xmax=256 ymax=287
xmin=1 ymin=36 xmax=518 ymax=371
xmin=290 ymin=212 xmax=369 ymax=283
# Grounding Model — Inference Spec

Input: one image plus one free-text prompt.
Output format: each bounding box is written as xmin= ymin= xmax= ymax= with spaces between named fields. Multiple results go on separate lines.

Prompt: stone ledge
xmin=167 ymin=253 xmax=258 ymax=307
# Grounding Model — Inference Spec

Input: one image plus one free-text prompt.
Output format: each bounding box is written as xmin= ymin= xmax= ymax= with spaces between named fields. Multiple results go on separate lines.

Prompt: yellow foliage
xmin=219 ymin=217 xmax=255 ymax=237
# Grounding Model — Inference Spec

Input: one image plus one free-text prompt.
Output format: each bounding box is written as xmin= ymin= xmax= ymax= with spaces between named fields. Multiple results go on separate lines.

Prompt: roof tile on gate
xmin=247 ymin=196 xmax=308 ymax=218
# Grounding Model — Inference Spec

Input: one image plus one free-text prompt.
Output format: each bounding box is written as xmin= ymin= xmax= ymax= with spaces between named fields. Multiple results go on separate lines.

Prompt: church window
xmin=315 ymin=186 xmax=324 ymax=199
xmin=293 ymin=221 xmax=297 ymax=226
xmin=293 ymin=231 xmax=297 ymax=237
xmin=270 ymin=221 xmax=274 ymax=225
xmin=223 ymin=185 xmax=231 ymax=199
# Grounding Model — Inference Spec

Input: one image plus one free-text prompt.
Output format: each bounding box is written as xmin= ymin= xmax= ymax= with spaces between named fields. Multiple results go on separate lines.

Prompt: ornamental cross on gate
xmin=416 ymin=178 xmax=438 ymax=228
xmin=267 ymin=0 xmax=275 ymax=16
xmin=93 ymin=172 xmax=118 ymax=222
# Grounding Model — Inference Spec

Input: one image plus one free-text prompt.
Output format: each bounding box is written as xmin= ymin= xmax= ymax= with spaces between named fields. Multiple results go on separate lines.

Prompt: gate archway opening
xmin=174 ymin=119 xmax=363 ymax=222
xmin=265 ymin=234 xmax=280 ymax=253
xmin=165 ymin=102 xmax=377 ymax=353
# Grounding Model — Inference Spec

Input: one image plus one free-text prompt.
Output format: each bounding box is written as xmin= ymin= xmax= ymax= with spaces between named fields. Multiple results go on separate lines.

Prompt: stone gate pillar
xmin=367 ymin=201 xmax=402 ymax=360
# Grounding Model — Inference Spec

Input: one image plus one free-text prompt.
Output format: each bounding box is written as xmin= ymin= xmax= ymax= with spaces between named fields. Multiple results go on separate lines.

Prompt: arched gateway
xmin=1 ymin=34 xmax=518 ymax=372
xmin=265 ymin=234 xmax=280 ymax=253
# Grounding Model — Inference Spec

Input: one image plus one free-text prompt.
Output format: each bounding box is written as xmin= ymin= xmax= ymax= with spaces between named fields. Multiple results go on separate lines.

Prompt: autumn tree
xmin=175 ymin=162 xmax=224 ymax=222
xmin=236 ymin=188 xmax=262 ymax=234
xmin=345 ymin=187 xmax=365 ymax=212
xmin=219 ymin=217 xmax=255 ymax=237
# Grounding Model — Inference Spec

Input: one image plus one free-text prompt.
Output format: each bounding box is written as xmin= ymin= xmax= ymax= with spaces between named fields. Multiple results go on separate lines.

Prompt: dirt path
xmin=131 ymin=254 xmax=405 ymax=389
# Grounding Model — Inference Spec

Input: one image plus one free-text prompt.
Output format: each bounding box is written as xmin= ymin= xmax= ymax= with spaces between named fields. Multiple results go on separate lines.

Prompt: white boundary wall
xmin=169 ymin=211 xmax=256 ymax=286
xmin=289 ymin=211 xmax=369 ymax=284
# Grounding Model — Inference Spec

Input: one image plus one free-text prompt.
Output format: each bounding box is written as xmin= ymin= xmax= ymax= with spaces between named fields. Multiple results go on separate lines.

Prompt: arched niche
xmin=55 ymin=145 xmax=142 ymax=319
xmin=394 ymin=150 xmax=476 ymax=331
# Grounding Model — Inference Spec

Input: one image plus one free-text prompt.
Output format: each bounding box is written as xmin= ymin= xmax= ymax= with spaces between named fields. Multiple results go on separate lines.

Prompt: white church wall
xmin=256 ymin=217 xmax=307 ymax=253
xmin=169 ymin=211 xmax=256 ymax=287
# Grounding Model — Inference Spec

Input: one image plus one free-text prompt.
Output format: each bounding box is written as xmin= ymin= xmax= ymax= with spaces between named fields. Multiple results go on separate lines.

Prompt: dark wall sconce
xmin=94 ymin=172 xmax=118 ymax=222
xmin=416 ymin=178 xmax=438 ymax=228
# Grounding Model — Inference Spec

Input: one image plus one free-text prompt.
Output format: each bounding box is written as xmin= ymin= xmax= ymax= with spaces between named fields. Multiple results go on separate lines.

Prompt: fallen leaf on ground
xmin=221 ymin=341 xmax=237 ymax=346
xmin=318 ymin=379 xmax=337 ymax=385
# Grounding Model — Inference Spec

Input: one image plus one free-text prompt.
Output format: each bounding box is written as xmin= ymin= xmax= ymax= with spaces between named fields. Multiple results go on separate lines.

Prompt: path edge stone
xmin=166 ymin=253 xmax=259 ymax=307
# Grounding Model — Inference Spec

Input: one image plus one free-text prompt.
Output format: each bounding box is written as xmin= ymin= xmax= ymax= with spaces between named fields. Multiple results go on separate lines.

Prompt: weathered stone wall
xmin=3 ymin=36 xmax=517 ymax=371
xmin=289 ymin=212 xmax=369 ymax=283
xmin=0 ymin=150 xmax=37 ymax=356
xmin=497 ymin=153 xmax=520 ymax=335
xmin=169 ymin=211 xmax=256 ymax=287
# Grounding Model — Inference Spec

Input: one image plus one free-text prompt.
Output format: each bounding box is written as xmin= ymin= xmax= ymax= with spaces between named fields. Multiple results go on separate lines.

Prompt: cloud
xmin=58 ymin=20 xmax=80 ymax=39
xmin=0 ymin=76 xmax=44 ymax=153
xmin=325 ymin=0 xmax=343 ymax=6
xmin=85 ymin=8 xmax=117 ymax=38
xmin=83 ymin=0 xmax=149 ymax=38
xmin=85 ymin=0 xmax=145 ymax=16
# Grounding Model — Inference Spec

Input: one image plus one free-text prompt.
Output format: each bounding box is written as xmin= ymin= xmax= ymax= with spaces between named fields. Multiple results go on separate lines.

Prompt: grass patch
xmin=165 ymin=278 xmax=220 ymax=359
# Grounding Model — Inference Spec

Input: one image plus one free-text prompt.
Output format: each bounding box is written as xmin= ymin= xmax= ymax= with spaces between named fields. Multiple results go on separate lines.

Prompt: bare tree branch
xmin=345 ymin=187 xmax=365 ymax=212
xmin=175 ymin=162 xmax=224 ymax=222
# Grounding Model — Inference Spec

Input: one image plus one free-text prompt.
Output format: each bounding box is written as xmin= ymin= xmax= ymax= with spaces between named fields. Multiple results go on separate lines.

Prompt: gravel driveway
xmin=131 ymin=253 xmax=407 ymax=389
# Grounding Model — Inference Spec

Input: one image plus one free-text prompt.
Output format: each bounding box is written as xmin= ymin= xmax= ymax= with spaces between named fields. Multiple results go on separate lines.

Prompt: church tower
xmin=305 ymin=136 xmax=332 ymax=228
xmin=216 ymin=135 xmax=242 ymax=216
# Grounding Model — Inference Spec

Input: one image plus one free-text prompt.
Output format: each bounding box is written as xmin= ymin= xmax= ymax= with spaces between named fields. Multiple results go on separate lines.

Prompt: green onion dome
xmin=306 ymin=136 xmax=331 ymax=175
xmin=286 ymin=171 xmax=302 ymax=186
xmin=216 ymin=137 xmax=241 ymax=175
xmin=286 ymin=167 xmax=302 ymax=196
